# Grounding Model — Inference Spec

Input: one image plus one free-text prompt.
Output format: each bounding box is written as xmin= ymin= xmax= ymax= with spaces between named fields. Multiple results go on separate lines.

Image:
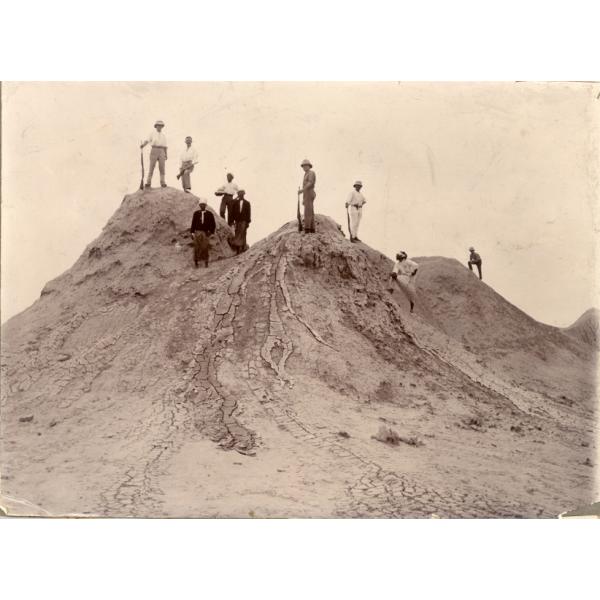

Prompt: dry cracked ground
xmin=1 ymin=188 xmax=598 ymax=518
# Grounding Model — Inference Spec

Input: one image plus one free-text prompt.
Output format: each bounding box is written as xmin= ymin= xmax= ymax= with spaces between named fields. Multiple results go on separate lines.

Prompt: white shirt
xmin=346 ymin=189 xmax=367 ymax=208
xmin=393 ymin=258 xmax=419 ymax=286
xmin=180 ymin=146 xmax=198 ymax=166
xmin=145 ymin=130 xmax=168 ymax=147
xmin=223 ymin=180 xmax=239 ymax=196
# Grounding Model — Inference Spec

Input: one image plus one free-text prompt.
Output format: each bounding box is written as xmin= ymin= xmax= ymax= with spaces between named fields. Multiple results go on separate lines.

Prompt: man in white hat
xmin=388 ymin=251 xmax=419 ymax=313
xmin=178 ymin=136 xmax=198 ymax=193
xmin=345 ymin=180 xmax=367 ymax=242
xmin=297 ymin=159 xmax=316 ymax=233
xmin=140 ymin=120 xmax=168 ymax=188
xmin=467 ymin=247 xmax=483 ymax=280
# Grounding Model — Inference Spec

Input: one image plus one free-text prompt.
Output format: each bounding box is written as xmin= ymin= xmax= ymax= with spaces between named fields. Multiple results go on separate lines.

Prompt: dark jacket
xmin=190 ymin=209 xmax=216 ymax=235
xmin=231 ymin=198 xmax=251 ymax=224
xmin=469 ymin=251 xmax=482 ymax=264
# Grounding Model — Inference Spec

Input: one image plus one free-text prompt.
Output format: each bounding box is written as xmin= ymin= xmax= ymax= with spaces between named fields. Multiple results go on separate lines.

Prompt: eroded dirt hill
xmin=1 ymin=188 xmax=597 ymax=517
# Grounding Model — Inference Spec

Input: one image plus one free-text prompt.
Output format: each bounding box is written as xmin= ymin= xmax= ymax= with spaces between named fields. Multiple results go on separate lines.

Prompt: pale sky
xmin=1 ymin=82 xmax=598 ymax=326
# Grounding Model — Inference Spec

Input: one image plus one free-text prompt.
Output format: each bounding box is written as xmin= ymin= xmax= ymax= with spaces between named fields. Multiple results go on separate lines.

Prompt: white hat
xmin=154 ymin=120 xmax=165 ymax=127
xmin=300 ymin=159 xmax=312 ymax=167
xmin=198 ymin=198 xmax=208 ymax=205
xmin=354 ymin=180 xmax=363 ymax=187
xmin=237 ymin=188 xmax=246 ymax=194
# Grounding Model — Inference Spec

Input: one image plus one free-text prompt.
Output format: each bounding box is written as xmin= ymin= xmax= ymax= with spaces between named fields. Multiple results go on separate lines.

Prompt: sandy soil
xmin=1 ymin=188 xmax=597 ymax=517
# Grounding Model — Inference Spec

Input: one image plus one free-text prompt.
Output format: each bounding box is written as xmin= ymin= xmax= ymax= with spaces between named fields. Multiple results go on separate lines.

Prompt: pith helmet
xmin=469 ymin=246 xmax=475 ymax=251
xmin=354 ymin=180 xmax=363 ymax=187
xmin=397 ymin=251 xmax=407 ymax=260
xmin=300 ymin=159 xmax=312 ymax=168
xmin=154 ymin=120 xmax=165 ymax=127
xmin=198 ymin=198 xmax=208 ymax=205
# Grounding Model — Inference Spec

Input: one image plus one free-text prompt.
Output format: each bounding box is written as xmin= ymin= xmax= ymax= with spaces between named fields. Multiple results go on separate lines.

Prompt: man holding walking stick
xmin=345 ymin=180 xmax=367 ymax=242
xmin=298 ymin=159 xmax=316 ymax=233
xmin=140 ymin=120 xmax=168 ymax=188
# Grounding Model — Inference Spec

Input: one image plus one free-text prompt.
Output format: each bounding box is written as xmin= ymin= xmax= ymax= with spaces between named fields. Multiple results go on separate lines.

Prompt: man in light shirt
xmin=345 ymin=180 xmax=367 ymax=242
xmin=388 ymin=251 xmax=419 ymax=313
xmin=140 ymin=120 xmax=168 ymax=188
xmin=179 ymin=136 xmax=198 ymax=193
xmin=219 ymin=173 xmax=239 ymax=226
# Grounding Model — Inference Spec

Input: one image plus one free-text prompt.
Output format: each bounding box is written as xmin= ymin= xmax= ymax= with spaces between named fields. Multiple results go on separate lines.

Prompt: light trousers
xmin=349 ymin=205 xmax=362 ymax=238
xmin=147 ymin=147 xmax=166 ymax=185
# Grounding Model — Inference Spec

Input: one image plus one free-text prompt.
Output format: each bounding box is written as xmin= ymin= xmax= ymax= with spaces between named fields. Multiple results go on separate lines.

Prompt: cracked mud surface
xmin=1 ymin=188 xmax=597 ymax=518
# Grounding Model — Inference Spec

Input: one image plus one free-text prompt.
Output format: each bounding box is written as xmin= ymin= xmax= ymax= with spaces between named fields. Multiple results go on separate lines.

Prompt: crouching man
xmin=388 ymin=251 xmax=419 ymax=313
xmin=190 ymin=199 xmax=216 ymax=268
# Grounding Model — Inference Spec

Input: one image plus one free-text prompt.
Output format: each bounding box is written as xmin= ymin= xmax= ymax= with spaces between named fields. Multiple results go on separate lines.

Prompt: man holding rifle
xmin=178 ymin=136 xmax=198 ymax=193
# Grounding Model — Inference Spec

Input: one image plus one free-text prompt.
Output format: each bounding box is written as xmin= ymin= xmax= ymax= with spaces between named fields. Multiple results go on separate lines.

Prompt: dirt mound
xmin=1 ymin=195 xmax=596 ymax=518
xmin=415 ymin=256 xmax=596 ymax=409
xmin=563 ymin=308 xmax=599 ymax=347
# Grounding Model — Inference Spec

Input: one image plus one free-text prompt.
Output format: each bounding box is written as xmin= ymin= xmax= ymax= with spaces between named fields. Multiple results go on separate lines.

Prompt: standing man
xmin=218 ymin=173 xmax=239 ymax=226
xmin=345 ymin=180 xmax=367 ymax=242
xmin=140 ymin=120 xmax=168 ymax=188
xmin=468 ymin=246 xmax=483 ymax=280
xmin=230 ymin=189 xmax=251 ymax=255
xmin=190 ymin=199 xmax=216 ymax=268
xmin=388 ymin=251 xmax=419 ymax=313
xmin=298 ymin=159 xmax=316 ymax=233
xmin=179 ymin=136 xmax=198 ymax=193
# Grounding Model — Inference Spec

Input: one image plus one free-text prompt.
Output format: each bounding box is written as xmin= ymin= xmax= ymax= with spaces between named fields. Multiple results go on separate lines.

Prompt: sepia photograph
xmin=1 ymin=81 xmax=598 ymax=519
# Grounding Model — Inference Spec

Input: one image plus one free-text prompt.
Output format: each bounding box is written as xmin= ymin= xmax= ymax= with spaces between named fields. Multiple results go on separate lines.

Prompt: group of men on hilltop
xmin=140 ymin=119 xmax=484 ymax=308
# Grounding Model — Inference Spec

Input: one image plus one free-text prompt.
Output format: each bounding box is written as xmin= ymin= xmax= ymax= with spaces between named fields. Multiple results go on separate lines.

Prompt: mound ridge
xmin=1 ymin=188 xmax=597 ymax=518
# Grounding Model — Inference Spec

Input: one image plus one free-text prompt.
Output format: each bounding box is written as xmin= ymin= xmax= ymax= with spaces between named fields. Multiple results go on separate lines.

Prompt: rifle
xmin=139 ymin=146 xmax=145 ymax=190
xmin=177 ymin=161 xmax=198 ymax=180
xmin=297 ymin=187 xmax=303 ymax=232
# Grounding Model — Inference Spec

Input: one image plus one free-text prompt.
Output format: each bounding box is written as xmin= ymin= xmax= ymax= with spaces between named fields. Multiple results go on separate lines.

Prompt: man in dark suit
xmin=230 ymin=189 xmax=251 ymax=255
xmin=190 ymin=199 xmax=216 ymax=268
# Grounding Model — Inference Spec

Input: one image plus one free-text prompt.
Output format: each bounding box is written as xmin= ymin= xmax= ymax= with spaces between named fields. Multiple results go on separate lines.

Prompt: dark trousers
xmin=232 ymin=220 xmax=248 ymax=254
xmin=193 ymin=231 xmax=210 ymax=267
xmin=219 ymin=194 xmax=235 ymax=226
xmin=469 ymin=260 xmax=482 ymax=279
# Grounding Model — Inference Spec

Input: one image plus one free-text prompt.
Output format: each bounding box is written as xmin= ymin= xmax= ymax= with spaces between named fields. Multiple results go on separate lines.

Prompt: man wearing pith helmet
xmin=345 ymin=180 xmax=367 ymax=243
xmin=179 ymin=136 xmax=198 ymax=193
xmin=297 ymin=158 xmax=316 ymax=233
xmin=140 ymin=120 xmax=168 ymax=188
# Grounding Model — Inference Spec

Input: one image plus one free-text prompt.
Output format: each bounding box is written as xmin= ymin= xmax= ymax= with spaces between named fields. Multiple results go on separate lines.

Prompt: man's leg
xmin=226 ymin=197 xmax=235 ymax=226
xmin=354 ymin=207 xmax=362 ymax=240
xmin=304 ymin=195 xmax=314 ymax=232
xmin=477 ymin=262 xmax=482 ymax=280
xmin=219 ymin=196 xmax=228 ymax=220
xmin=468 ymin=262 xmax=474 ymax=272
xmin=146 ymin=148 xmax=158 ymax=186
xmin=349 ymin=206 xmax=357 ymax=239
xmin=158 ymin=150 xmax=166 ymax=186
xmin=193 ymin=233 xmax=200 ymax=267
